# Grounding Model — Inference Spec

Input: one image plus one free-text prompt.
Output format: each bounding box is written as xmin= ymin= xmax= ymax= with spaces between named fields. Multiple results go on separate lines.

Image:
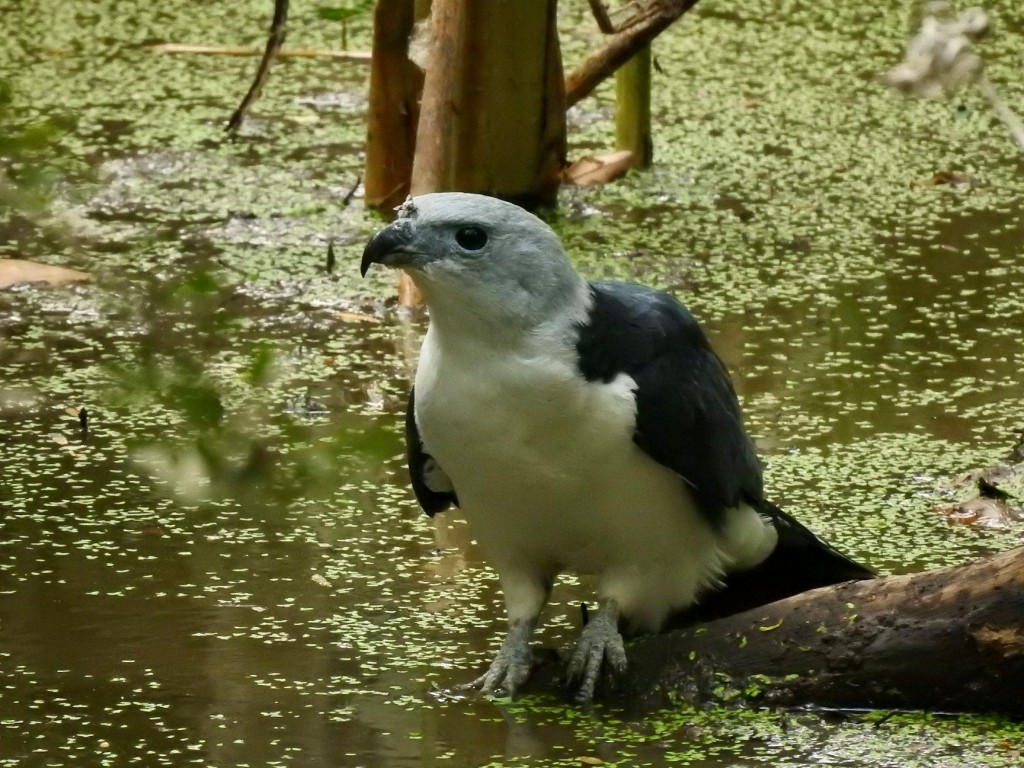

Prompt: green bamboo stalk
xmin=615 ymin=45 xmax=652 ymax=168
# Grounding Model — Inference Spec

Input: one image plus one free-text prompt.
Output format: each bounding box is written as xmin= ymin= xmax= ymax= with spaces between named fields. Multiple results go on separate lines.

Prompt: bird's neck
xmin=424 ymin=300 xmax=529 ymax=351
xmin=416 ymin=273 xmax=593 ymax=355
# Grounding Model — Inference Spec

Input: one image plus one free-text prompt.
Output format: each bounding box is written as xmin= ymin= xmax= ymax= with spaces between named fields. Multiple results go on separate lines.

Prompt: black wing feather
xmin=405 ymin=388 xmax=458 ymax=516
xmin=576 ymin=281 xmax=874 ymax=608
xmin=576 ymin=281 xmax=762 ymax=528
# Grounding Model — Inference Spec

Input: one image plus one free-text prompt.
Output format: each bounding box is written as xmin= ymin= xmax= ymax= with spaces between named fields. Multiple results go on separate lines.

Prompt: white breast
xmin=413 ymin=319 xmax=753 ymax=632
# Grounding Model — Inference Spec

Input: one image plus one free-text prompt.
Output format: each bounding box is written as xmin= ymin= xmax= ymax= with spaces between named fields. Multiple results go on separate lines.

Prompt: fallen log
xmin=602 ymin=546 xmax=1024 ymax=716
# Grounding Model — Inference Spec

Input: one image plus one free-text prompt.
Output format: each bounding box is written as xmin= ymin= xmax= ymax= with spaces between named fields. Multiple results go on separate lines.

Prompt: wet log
xmin=608 ymin=546 xmax=1024 ymax=716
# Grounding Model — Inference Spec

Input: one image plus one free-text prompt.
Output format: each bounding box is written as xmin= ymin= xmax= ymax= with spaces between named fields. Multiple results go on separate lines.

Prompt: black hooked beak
xmin=360 ymin=219 xmax=417 ymax=277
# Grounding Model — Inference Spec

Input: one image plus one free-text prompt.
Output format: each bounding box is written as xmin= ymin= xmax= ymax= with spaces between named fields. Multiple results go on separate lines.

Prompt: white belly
xmin=413 ymin=326 xmax=761 ymax=632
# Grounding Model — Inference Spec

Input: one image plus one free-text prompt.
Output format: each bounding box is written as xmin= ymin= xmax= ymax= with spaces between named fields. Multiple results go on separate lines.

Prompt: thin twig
xmin=587 ymin=0 xmax=615 ymax=33
xmin=976 ymin=74 xmax=1024 ymax=155
xmin=147 ymin=43 xmax=370 ymax=61
xmin=341 ymin=175 xmax=362 ymax=207
xmin=226 ymin=0 xmax=290 ymax=135
xmin=326 ymin=241 xmax=336 ymax=274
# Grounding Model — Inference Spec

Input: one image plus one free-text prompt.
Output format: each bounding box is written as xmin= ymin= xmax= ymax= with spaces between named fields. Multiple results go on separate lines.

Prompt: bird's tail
xmin=676 ymin=499 xmax=875 ymax=625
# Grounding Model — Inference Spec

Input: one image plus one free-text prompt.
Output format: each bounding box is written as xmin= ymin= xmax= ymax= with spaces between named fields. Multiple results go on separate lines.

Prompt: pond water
xmin=2 ymin=0 xmax=1023 ymax=766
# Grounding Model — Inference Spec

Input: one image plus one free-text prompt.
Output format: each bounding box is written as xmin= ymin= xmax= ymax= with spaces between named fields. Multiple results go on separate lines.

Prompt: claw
xmin=567 ymin=600 xmax=627 ymax=702
xmin=467 ymin=618 xmax=536 ymax=697
xmin=466 ymin=655 xmax=533 ymax=697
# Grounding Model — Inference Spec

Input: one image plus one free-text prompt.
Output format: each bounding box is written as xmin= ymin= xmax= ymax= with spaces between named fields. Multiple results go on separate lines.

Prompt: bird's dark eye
xmin=455 ymin=226 xmax=488 ymax=251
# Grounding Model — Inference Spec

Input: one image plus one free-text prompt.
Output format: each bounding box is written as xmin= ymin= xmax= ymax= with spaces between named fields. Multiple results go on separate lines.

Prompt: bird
xmin=360 ymin=192 xmax=874 ymax=702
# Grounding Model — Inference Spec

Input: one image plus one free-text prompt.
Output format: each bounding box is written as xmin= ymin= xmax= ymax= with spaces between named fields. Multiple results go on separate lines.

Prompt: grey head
xmin=361 ymin=193 xmax=587 ymax=333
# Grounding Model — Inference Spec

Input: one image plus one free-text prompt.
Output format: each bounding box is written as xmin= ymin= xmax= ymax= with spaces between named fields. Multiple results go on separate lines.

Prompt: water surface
xmin=2 ymin=1 xmax=1023 ymax=766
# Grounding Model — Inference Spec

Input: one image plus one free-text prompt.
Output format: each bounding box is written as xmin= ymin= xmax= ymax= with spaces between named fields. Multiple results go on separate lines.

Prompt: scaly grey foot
xmin=567 ymin=600 xmax=627 ymax=702
xmin=466 ymin=618 xmax=535 ymax=697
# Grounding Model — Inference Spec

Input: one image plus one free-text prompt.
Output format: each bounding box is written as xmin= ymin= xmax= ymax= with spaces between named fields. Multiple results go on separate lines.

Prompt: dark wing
xmin=576 ymin=281 xmax=874 ymax=608
xmin=575 ymin=281 xmax=763 ymax=528
xmin=405 ymin=388 xmax=458 ymax=516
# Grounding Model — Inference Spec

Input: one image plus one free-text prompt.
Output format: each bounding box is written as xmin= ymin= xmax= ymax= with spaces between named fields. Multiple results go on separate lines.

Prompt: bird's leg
xmin=467 ymin=571 xmax=551 ymax=697
xmin=566 ymin=597 xmax=627 ymax=703
xmin=467 ymin=616 xmax=537 ymax=696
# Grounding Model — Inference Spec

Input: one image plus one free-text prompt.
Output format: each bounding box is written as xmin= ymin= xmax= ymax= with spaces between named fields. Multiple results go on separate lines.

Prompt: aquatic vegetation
xmin=1 ymin=1 xmax=1023 ymax=767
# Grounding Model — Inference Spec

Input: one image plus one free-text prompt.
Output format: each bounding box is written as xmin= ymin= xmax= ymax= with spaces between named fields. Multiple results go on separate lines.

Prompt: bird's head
xmin=360 ymin=193 xmax=587 ymax=332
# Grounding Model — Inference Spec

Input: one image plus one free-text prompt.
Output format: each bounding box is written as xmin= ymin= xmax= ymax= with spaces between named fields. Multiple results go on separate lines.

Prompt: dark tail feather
xmin=673 ymin=500 xmax=875 ymax=626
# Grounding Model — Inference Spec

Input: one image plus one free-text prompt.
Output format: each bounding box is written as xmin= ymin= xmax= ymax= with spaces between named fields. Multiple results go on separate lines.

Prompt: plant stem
xmin=976 ymin=74 xmax=1024 ymax=156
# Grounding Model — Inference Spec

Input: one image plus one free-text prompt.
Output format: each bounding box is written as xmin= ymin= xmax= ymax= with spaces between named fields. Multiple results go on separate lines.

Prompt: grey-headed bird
xmin=361 ymin=193 xmax=873 ymax=702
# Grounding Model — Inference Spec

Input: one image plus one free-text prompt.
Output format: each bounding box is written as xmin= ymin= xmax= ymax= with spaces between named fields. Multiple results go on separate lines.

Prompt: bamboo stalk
xmin=615 ymin=45 xmax=652 ymax=168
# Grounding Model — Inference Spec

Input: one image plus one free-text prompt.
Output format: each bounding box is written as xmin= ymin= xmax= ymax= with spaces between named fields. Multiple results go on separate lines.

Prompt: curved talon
xmin=460 ymin=676 xmax=485 ymax=692
xmin=467 ymin=656 xmax=533 ymax=697
xmin=468 ymin=618 xmax=536 ymax=697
